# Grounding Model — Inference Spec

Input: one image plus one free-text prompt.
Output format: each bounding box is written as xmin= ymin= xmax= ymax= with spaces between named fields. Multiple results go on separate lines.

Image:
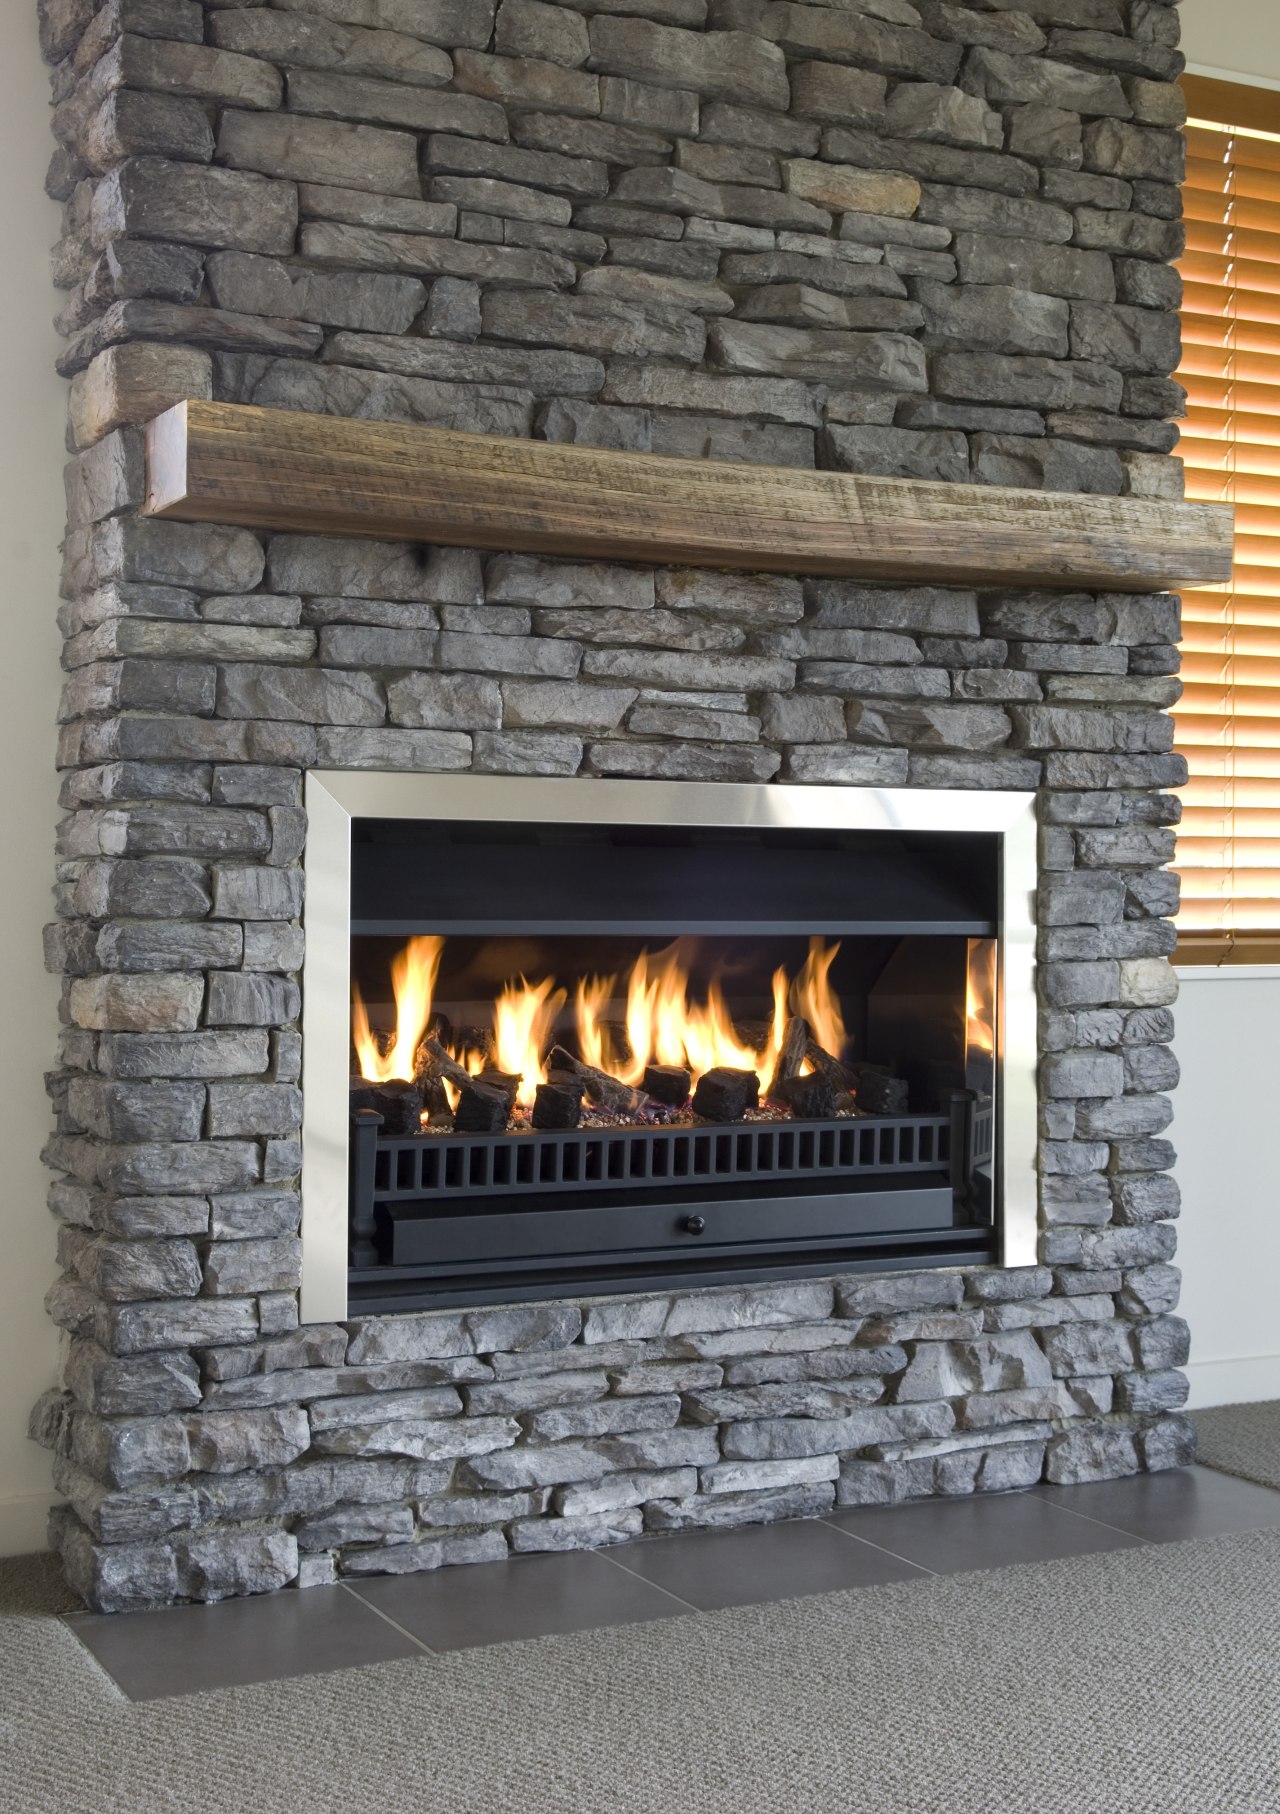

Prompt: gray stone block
xmin=722 ymin=1401 xmax=955 ymax=1462
xmin=482 ymin=288 xmax=705 ymax=364
xmin=884 ymin=80 xmax=1001 ymax=148
xmin=509 ymin=1507 xmax=643 ymax=1551
xmin=91 ymin=157 xmax=297 ymax=255
xmin=823 ymin=424 xmax=968 ymax=483
xmin=218 ymin=664 xmax=384 ymax=725
xmin=862 ymin=1308 xmax=986 ymax=1343
xmin=340 ymin=1529 xmax=508 ymax=1574
xmin=186 ymin=1406 xmax=310 ymax=1473
xmin=645 ymin=1482 xmax=835 ymax=1528
xmin=894 ymin=1332 xmax=1054 ymax=1401
xmin=710 ymin=321 xmax=927 ymax=391
xmin=966 ymin=46 xmax=1129 ymax=117
xmin=587 ymin=16 xmax=788 ymax=108
xmin=1044 ymin=1422 xmax=1139 ymax=1484
xmin=1069 ymin=300 xmax=1180 ymax=375
xmin=464 ymin=1371 xmax=609 ymax=1417
xmin=502 ymin=679 xmax=636 ymax=731
xmin=473 ymin=730 xmax=582 ymax=773
xmin=554 ymin=1468 xmax=698 ymax=1515
xmin=314 ymin=1413 xmax=518 ymax=1462
xmin=206 ymin=973 xmax=300 ymax=1027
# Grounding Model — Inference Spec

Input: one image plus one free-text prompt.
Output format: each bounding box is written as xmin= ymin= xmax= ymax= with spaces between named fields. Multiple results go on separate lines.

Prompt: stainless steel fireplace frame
xmin=300 ymin=773 xmax=1039 ymax=1322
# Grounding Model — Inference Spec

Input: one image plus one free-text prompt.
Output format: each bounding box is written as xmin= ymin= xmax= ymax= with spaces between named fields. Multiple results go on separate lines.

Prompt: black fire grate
xmin=383 ymin=1115 xmax=955 ymax=1200
xmin=353 ymin=1101 xmax=992 ymax=1209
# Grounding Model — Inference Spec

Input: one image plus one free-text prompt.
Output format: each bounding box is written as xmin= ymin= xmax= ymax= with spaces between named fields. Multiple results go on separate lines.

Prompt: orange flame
xmin=351 ymin=934 xmax=444 ymax=1082
xmin=966 ymin=937 xmax=997 ymax=1060
xmin=573 ymin=937 xmax=844 ymax=1093
xmin=793 ymin=938 xmax=847 ymax=1061
xmin=354 ymin=935 xmax=850 ymax=1113
xmin=493 ymin=974 xmax=567 ymax=1108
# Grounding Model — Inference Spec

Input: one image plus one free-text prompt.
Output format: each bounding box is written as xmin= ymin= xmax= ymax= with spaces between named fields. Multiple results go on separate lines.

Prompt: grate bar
xmin=357 ymin=1109 xmax=995 ymax=1206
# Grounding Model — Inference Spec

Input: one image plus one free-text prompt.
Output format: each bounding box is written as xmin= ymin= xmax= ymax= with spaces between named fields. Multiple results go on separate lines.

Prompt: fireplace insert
xmin=299 ymin=777 xmax=1037 ymax=1319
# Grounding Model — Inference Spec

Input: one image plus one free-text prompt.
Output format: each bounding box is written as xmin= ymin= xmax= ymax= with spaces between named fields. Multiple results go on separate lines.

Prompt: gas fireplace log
xmin=453 ymin=1081 xmax=511 ymax=1134
xmin=767 ymin=1017 xmax=811 ymax=1099
xmin=803 ymin=1038 xmax=855 ymax=1092
xmin=348 ymin=1077 xmax=424 ymax=1135
xmin=475 ymin=1068 xmax=521 ymax=1107
xmin=642 ymin=1064 xmax=692 ymax=1107
xmin=852 ymin=1066 xmax=910 ymax=1117
xmin=417 ymin=1037 xmax=473 ymax=1091
xmin=772 ymin=1073 xmax=837 ymax=1120
xmin=691 ymin=1067 xmax=760 ymax=1123
xmin=801 ymin=1039 xmax=857 ymax=1114
xmin=546 ymin=1046 xmax=648 ymax=1114
xmin=532 ymin=1082 xmax=584 ymax=1130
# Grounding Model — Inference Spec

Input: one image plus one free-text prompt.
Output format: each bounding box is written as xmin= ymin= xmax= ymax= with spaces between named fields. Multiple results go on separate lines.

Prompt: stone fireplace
xmin=310 ymin=773 xmax=1035 ymax=1314
xmin=33 ymin=0 xmax=1206 ymax=1610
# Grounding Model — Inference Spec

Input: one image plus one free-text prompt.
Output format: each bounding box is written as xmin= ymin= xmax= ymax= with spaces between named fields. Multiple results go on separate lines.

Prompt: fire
xmin=965 ymin=937 xmax=997 ymax=1060
xmin=793 ymin=938 xmax=847 ymax=1061
xmin=493 ymin=974 xmax=567 ymax=1108
xmin=353 ymin=934 xmax=850 ymax=1110
xmin=351 ymin=934 xmax=444 ymax=1082
xmin=575 ymin=937 xmax=844 ymax=1091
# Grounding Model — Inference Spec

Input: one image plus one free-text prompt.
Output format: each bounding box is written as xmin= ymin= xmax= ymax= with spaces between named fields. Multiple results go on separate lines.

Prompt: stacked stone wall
xmin=34 ymin=0 xmax=1193 ymax=1609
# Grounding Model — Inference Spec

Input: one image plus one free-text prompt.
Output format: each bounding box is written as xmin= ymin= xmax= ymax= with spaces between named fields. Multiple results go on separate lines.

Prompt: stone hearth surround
xmin=33 ymin=0 xmax=1192 ymax=1610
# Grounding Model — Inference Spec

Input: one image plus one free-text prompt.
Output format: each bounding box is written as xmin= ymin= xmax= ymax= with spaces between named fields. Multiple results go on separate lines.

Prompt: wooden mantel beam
xmin=144 ymin=399 xmax=1233 ymax=593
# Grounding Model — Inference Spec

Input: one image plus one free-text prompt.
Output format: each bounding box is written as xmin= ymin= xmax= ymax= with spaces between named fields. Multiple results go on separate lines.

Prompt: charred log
xmin=803 ymin=1037 xmax=855 ymax=1092
xmin=348 ymin=1077 xmax=424 ymax=1136
xmin=771 ymin=1073 xmax=837 ymax=1120
xmin=547 ymin=1046 xmax=648 ymax=1114
xmin=691 ymin=1067 xmax=760 ymax=1122
xmin=475 ymin=1068 xmax=521 ymax=1107
xmin=767 ymin=1016 xmax=810 ymax=1099
xmin=851 ymin=1065 xmax=909 ymax=1116
xmin=452 ymin=1081 xmax=511 ymax=1134
xmin=532 ymin=1082 xmax=584 ymax=1130
xmin=417 ymin=1037 xmax=473 ymax=1091
xmin=642 ymin=1064 xmax=692 ymax=1107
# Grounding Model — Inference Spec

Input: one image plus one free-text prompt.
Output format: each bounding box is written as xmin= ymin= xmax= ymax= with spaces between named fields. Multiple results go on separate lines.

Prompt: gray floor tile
xmin=825 ymin=1487 xmax=1147 ymax=1574
xmin=65 ymin=1584 xmax=425 ymax=1701
xmin=607 ymin=1514 xmax=929 ymax=1612
xmin=348 ymin=1548 xmax=692 ymax=1651
xmin=1035 ymin=1463 xmax=1280 ymax=1543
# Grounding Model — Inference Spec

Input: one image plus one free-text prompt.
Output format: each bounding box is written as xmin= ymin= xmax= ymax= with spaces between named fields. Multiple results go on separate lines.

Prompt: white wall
xmin=1176 ymin=973 xmax=1280 ymax=1408
xmin=1181 ymin=0 xmax=1280 ymax=90
xmin=0 ymin=15 xmax=71 ymax=1553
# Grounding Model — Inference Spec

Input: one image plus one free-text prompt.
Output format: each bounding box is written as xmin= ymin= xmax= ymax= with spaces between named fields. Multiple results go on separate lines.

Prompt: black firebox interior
xmin=346 ymin=819 xmax=1002 ymax=1313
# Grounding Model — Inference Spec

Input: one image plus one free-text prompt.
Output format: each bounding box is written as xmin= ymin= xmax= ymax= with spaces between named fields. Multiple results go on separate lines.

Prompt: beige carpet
xmin=5 ymin=1534 xmax=1280 ymax=1814
xmin=1193 ymin=1400 xmax=1280 ymax=1493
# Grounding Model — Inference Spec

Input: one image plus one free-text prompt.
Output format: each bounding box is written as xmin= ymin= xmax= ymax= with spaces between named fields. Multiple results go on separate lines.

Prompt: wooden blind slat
xmin=1180 ymin=88 xmax=1280 ymax=941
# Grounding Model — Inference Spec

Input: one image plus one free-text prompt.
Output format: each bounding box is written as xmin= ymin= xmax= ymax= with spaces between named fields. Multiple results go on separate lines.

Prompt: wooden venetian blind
xmin=1177 ymin=76 xmax=1280 ymax=961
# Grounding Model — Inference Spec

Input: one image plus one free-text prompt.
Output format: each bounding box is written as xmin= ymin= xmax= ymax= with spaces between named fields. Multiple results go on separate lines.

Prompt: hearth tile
xmin=65 ymin=1584 xmax=426 ymax=1701
xmin=605 ymin=1516 xmax=927 ymax=1612
xmin=1034 ymin=1464 xmax=1280 ymax=1544
xmin=347 ymin=1549 xmax=692 ymax=1650
xmin=824 ymin=1488 xmax=1146 ymax=1575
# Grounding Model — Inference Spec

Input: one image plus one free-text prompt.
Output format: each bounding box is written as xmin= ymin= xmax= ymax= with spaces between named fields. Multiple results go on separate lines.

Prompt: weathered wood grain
xmin=144 ymin=399 xmax=1233 ymax=591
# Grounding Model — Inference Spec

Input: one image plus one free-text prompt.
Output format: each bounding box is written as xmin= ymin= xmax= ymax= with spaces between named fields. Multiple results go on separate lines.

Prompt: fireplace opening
xmin=339 ymin=815 xmax=1009 ymax=1311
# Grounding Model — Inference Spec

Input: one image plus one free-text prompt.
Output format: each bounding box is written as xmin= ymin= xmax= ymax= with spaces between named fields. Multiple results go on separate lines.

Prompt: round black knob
xmin=683 ymin=1215 xmax=706 ymax=1235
